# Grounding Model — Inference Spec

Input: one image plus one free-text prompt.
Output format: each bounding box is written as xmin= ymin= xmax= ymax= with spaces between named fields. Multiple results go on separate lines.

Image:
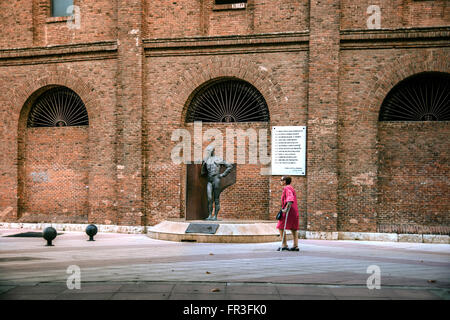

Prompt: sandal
xmin=289 ymin=246 xmax=299 ymax=251
xmin=277 ymin=246 xmax=289 ymax=251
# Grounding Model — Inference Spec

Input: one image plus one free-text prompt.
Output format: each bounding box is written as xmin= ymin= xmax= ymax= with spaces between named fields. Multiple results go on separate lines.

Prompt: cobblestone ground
xmin=0 ymin=229 xmax=449 ymax=300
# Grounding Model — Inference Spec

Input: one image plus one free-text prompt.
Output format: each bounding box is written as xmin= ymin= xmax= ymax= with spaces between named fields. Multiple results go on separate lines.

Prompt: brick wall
xmin=306 ymin=0 xmax=340 ymax=232
xmin=145 ymin=0 xmax=308 ymax=38
xmin=19 ymin=127 xmax=89 ymax=223
xmin=341 ymin=0 xmax=450 ymax=30
xmin=31 ymin=0 xmax=116 ymax=47
xmin=146 ymin=0 xmax=202 ymax=38
xmin=0 ymin=62 xmax=118 ymax=225
xmin=116 ymin=0 xmax=144 ymax=226
xmin=0 ymin=0 xmax=33 ymax=48
xmin=144 ymin=53 xmax=308 ymax=225
xmin=377 ymin=122 xmax=450 ymax=233
xmin=253 ymin=0 xmax=309 ymax=34
xmin=208 ymin=4 xmax=253 ymax=36
xmin=338 ymin=49 xmax=450 ymax=233
xmin=0 ymin=1 xmax=448 ymax=234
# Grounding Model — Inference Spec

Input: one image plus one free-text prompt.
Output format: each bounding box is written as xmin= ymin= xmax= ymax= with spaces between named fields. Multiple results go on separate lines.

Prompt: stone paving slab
xmin=390 ymin=288 xmax=442 ymax=300
xmin=327 ymin=287 xmax=398 ymax=298
xmin=111 ymin=292 xmax=170 ymax=300
xmin=223 ymin=294 xmax=282 ymax=300
xmin=118 ymin=283 xmax=175 ymax=293
xmin=169 ymin=293 xmax=228 ymax=300
xmin=173 ymin=283 xmax=227 ymax=294
xmin=56 ymin=292 xmax=115 ymax=300
xmin=225 ymin=284 xmax=278 ymax=295
xmin=281 ymin=294 xmax=337 ymax=300
xmin=0 ymin=293 xmax=59 ymax=300
xmin=0 ymin=281 xmax=447 ymax=300
xmin=276 ymin=285 xmax=333 ymax=296
xmin=0 ymin=286 xmax=14 ymax=294
xmin=0 ymin=229 xmax=449 ymax=300
xmin=59 ymin=283 xmax=123 ymax=294
xmin=5 ymin=284 xmax=67 ymax=295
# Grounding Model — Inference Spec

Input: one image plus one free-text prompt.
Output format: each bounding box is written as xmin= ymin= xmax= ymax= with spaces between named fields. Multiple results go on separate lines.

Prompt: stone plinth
xmin=147 ymin=220 xmax=292 ymax=243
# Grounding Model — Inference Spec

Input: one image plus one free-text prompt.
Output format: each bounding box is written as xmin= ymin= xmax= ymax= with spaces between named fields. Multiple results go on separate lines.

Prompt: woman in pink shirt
xmin=276 ymin=176 xmax=300 ymax=251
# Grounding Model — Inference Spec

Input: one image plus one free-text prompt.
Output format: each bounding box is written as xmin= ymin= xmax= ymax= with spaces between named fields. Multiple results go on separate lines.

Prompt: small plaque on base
xmin=185 ymin=223 xmax=219 ymax=234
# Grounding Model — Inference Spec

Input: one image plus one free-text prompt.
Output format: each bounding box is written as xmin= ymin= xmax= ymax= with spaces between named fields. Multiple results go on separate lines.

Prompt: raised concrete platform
xmin=147 ymin=219 xmax=291 ymax=243
xmin=147 ymin=220 xmax=450 ymax=244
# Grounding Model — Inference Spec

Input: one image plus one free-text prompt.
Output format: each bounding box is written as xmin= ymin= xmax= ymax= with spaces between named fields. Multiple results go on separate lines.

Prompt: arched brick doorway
xmin=18 ymin=86 xmax=90 ymax=223
xmin=377 ymin=72 xmax=450 ymax=234
xmin=183 ymin=77 xmax=271 ymax=221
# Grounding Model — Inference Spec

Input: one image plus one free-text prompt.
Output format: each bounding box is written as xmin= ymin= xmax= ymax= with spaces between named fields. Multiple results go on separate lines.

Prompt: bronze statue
xmin=201 ymin=145 xmax=233 ymax=220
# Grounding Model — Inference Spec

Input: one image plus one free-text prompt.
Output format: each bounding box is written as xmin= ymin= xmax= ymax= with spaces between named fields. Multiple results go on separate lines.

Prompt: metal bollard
xmin=43 ymin=227 xmax=57 ymax=246
xmin=85 ymin=224 xmax=98 ymax=241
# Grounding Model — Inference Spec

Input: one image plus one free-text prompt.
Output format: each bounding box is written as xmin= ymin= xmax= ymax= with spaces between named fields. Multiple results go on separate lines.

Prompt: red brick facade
xmin=0 ymin=1 xmax=448 ymax=234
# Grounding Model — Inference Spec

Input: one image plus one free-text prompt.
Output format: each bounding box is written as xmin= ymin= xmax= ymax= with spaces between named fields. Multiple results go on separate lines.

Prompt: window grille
xmin=186 ymin=79 xmax=269 ymax=123
xmin=379 ymin=72 xmax=450 ymax=121
xmin=27 ymin=87 xmax=88 ymax=127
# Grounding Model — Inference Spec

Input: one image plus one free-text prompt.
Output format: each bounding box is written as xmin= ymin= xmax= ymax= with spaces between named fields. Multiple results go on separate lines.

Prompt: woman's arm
xmin=283 ymin=201 xmax=293 ymax=213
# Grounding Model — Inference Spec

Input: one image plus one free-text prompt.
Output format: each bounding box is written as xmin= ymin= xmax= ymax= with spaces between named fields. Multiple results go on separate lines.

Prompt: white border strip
xmin=0 ymin=222 xmax=448 ymax=243
xmin=0 ymin=222 xmax=145 ymax=234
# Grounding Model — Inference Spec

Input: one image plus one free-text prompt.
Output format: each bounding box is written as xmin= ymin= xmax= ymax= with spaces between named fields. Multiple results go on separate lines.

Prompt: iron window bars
xmin=27 ymin=87 xmax=88 ymax=127
xmin=379 ymin=72 xmax=450 ymax=121
xmin=186 ymin=79 xmax=269 ymax=123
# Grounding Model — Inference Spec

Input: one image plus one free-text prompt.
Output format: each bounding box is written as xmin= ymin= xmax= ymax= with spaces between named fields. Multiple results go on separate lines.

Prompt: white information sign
xmin=232 ymin=3 xmax=246 ymax=9
xmin=271 ymin=126 xmax=306 ymax=176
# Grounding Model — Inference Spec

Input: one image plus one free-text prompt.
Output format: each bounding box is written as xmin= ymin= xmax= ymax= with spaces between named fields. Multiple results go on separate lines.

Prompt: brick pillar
xmin=200 ymin=0 xmax=212 ymax=36
xmin=115 ymin=0 xmax=144 ymax=225
xmin=32 ymin=0 xmax=48 ymax=46
xmin=306 ymin=0 xmax=340 ymax=232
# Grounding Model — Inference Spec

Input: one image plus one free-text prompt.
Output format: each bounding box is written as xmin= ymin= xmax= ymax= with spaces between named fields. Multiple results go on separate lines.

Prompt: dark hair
xmin=282 ymin=176 xmax=292 ymax=185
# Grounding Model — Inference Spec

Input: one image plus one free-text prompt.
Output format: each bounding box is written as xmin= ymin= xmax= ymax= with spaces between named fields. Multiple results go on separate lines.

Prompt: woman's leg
xmin=291 ymin=230 xmax=298 ymax=248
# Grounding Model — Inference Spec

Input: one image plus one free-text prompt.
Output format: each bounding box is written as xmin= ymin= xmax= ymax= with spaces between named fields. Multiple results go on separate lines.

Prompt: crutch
xmin=280 ymin=205 xmax=291 ymax=251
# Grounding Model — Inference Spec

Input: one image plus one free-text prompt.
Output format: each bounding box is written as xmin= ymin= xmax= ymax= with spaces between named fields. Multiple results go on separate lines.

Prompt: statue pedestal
xmin=147 ymin=219 xmax=293 ymax=243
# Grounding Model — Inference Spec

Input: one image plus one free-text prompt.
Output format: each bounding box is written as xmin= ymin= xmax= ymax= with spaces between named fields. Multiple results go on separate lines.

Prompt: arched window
xmin=379 ymin=72 xmax=450 ymax=121
xmin=186 ymin=79 xmax=269 ymax=123
xmin=27 ymin=86 xmax=88 ymax=127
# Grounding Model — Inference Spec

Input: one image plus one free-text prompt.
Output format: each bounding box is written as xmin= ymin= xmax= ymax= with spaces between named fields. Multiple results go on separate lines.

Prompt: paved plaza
xmin=0 ymin=228 xmax=449 ymax=300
